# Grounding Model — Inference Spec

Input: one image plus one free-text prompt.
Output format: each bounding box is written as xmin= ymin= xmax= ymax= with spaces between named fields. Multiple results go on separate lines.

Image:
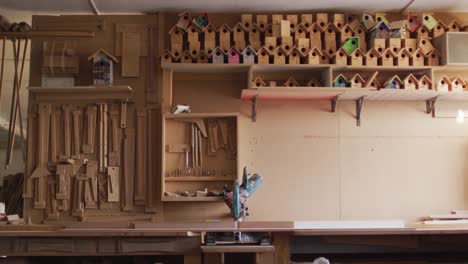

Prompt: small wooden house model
xmin=256 ymin=14 xmax=268 ymax=31
xmin=251 ymin=76 xmax=266 ymax=88
xmin=301 ymin=14 xmax=313 ymax=29
xmin=203 ymin=23 xmax=217 ymax=54
xmin=210 ymin=47 xmax=226 ymax=64
xmin=395 ymin=48 xmax=411 ymax=66
xmin=241 ymin=14 xmax=253 ymax=31
xmin=411 ymin=48 xmax=426 ymax=66
xmin=407 ymin=14 xmax=422 ymax=32
xmin=389 ymin=20 xmax=408 ymax=38
xmin=242 ymin=46 xmax=256 ymax=64
xmin=361 ymin=12 xmax=376 ymax=30
xmin=187 ymin=23 xmax=201 ymax=44
xmin=333 ymin=74 xmax=349 ymax=88
xmin=418 ymin=75 xmax=432 ymax=90
xmin=333 ymin=13 xmax=345 ymax=29
xmin=427 ymin=49 xmax=440 ymax=66
xmin=161 ymin=49 xmax=179 ymax=63
xmin=403 ymin=38 xmax=417 ymax=53
xmin=249 ymin=24 xmax=263 ymax=50
xmin=448 ymin=21 xmax=462 ymax=32
xmin=376 ymin=13 xmax=389 ymax=24
xmin=192 ymin=13 xmax=208 ymax=29
xmin=380 ymin=49 xmax=397 ymax=66
xmin=180 ymin=50 xmax=194 ymax=64
xmin=433 ymin=20 xmax=448 ymax=38
xmin=280 ymin=36 xmax=294 ymax=52
xmin=388 ymin=38 xmax=402 ymax=54
xmin=286 ymin=14 xmax=298 ymax=30
xmin=342 ymin=37 xmax=360 ymax=55
xmin=295 ymin=38 xmax=310 ymax=54
xmin=437 ymin=76 xmax=452 ymax=92
xmin=403 ymin=74 xmax=419 ymax=89
xmin=368 ymin=78 xmax=381 ymax=89
xmin=283 ymin=76 xmax=300 ymax=87
xmin=369 ymin=21 xmax=390 ymax=39
xmin=176 ymin=11 xmax=192 ymax=30
xmin=294 ymin=24 xmax=308 ymax=40
xmin=309 ymin=23 xmax=323 ymax=51
xmin=169 ymin=26 xmax=184 ymax=53
xmin=451 ymin=76 xmax=466 ymax=92
xmin=288 ymin=47 xmax=306 ymax=65
xmin=370 ymin=38 xmax=386 ymax=53
xmin=265 ymin=36 xmax=277 ymax=52
xmin=350 ymin=48 xmax=365 ymax=66
xmin=316 ymin=13 xmax=329 ymax=31
xmin=418 ymin=38 xmax=434 ymax=55
xmin=417 ymin=24 xmax=431 ymax=39
xmin=273 ymin=46 xmax=288 ymax=64
xmin=88 ymin=49 xmax=118 ymax=85
xmin=228 ymin=48 xmax=241 ymax=64
xmin=421 ymin=13 xmax=437 ymax=30
xmin=306 ymin=79 xmax=322 ymax=87
xmin=339 ymin=24 xmax=354 ymax=45
xmin=233 ymin=23 xmax=247 ymax=50
xmin=332 ymin=48 xmax=348 ymax=65
xmin=196 ymin=50 xmax=209 ymax=63
xmin=324 ymin=23 xmax=339 ymax=54
xmin=218 ymin=24 xmax=232 ymax=53
xmin=384 ymin=75 xmax=404 ymax=89
xmin=306 ymin=48 xmax=323 ymax=64
xmin=365 ymin=48 xmax=381 ymax=66
xmin=350 ymin=73 xmax=366 ymax=88
xmin=354 ymin=24 xmax=367 ymax=51
xmin=256 ymin=46 xmax=271 ymax=64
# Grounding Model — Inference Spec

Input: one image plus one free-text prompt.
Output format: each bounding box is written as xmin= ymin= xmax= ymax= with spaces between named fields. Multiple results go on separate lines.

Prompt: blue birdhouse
xmin=333 ymin=74 xmax=349 ymax=88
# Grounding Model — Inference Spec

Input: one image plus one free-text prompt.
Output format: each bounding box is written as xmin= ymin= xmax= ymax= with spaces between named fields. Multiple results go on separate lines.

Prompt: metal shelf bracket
xmin=252 ymin=95 xmax=258 ymax=122
xmin=426 ymin=96 xmax=437 ymax=117
xmin=355 ymin=96 xmax=365 ymax=126
xmin=331 ymin=95 xmax=339 ymax=112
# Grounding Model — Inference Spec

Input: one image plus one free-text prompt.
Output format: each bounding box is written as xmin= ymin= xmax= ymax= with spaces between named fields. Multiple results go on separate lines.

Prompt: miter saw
xmin=204 ymin=167 xmax=271 ymax=246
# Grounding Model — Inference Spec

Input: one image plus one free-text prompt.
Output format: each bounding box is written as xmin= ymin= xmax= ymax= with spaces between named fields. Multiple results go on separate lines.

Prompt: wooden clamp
xmin=98 ymin=103 xmax=108 ymax=172
xmin=83 ymin=105 xmax=97 ymax=154
xmin=107 ymin=166 xmax=120 ymax=202
xmin=122 ymin=128 xmax=135 ymax=211
xmin=71 ymin=108 xmax=82 ymax=159
xmin=45 ymin=175 xmax=58 ymax=220
xmin=59 ymin=105 xmax=72 ymax=160
xmin=84 ymin=160 xmax=98 ymax=209
xmin=120 ymin=101 xmax=127 ymax=128
xmin=135 ymin=109 xmax=147 ymax=204
xmin=56 ymin=163 xmax=72 ymax=212
xmin=49 ymin=108 xmax=60 ymax=164
xmin=176 ymin=118 xmax=207 ymax=137
xmin=30 ymin=103 xmax=52 ymax=209
xmin=109 ymin=107 xmax=121 ymax=166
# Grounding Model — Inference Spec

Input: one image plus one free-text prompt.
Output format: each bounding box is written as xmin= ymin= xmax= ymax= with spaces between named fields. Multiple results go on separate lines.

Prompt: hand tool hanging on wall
xmin=71 ymin=108 xmax=82 ymax=159
xmin=59 ymin=105 xmax=72 ymax=160
xmin=83 ymin=105 xmax=97 ymax=154
xmin=122 ymin=127 xmax=135 ymax=211
xmin=108 ymin=107 xmax=121 ymax=166
xmin=49 ymin=108 xmax=61 ymax=164
xmin=56 ymin=163 xmax=72 ymax=211
xmin=84 ymin=160 xmax=98 ymax=209
xmin=45 ymin=175 xmax=58 ymax=220
xmin=107 ymin=166 xmax=120 ymax=202
xmin=135 ymin=109 xmax=147 ymax=205
xmin=0 ymin=37 xmax=5 ymax=113
xmin=29 ymin=104 xmax=52 ymax=209
xmin=98 ymin=103 xmax=108 ymax=172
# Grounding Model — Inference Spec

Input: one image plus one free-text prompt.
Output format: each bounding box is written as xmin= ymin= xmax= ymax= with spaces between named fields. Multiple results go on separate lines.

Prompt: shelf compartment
xmin=165 ymin=177 xmax=236 ymax=182
xmin=28 ymin=86 xmax=133 ymax=102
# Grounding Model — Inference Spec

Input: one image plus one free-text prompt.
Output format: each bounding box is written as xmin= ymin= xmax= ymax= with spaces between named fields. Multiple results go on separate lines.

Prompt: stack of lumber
xmin=412 ymin=210 xmax=468 ymax=228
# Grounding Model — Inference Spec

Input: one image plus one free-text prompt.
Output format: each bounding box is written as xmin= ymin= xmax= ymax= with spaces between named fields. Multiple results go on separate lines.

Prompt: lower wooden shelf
xmin=165 ymin=176 xmax=236 ymax=182
xmin=201 ymin=245 xmax=275 ymax=253
xmin=162 ymin=196 xmax=224 ymax=202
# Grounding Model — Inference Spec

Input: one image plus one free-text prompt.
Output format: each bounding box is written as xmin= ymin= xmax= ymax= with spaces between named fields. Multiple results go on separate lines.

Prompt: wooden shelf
xmin=164 ymin=112 xmax=239 ymax=119
xmin=241 ymin=87 xmax=375 ymax=101
xmin=162 ymin=196 xmax=224 ymax=202
xmin=0 ymin=31 xmax=95 ymax=38
xmin=28 ymin=85 xmax=133 ymax=102
xmin=165 ymin=176 xmax=236 ymax=182
xmin=201 ymin=245 xmax=275 ymax=253
xmin=162 ymin=63 xmax=250 ymax=73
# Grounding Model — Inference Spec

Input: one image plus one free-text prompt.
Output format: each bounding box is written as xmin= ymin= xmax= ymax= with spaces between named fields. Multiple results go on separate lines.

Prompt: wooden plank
xmin=122 ymin=128 xmax=135 ymax=211
xmin=161 ymin=69 xmax=173 ymax=112
xmin=60 ymin=105 xmax=72 ymax=159
xmin=24 ymin=108 xmax=37 ymax=198
xmin=107 ymin=166 xmax=120 ymax=202
xmin=135 ymin=109 xmax=147 ymax=204
xmin=0 ymin=31 xmax=95 ymax=38
xmin=122 ymin=32 xmax=140 ymax=77
xmin=201 ymin=246 xmax=275 ymax=253
xmin=115 ymin=24 xmax=148 ymax=56
xmin=29 ymin=86 xmax=133 ymax=102
xmin=83 ymin=105 xmax=97 ymax=154
xmin=84 ymin=160 xmax=98 ymax=209
xmin=71 ymin=109 xmax=82 ymax=159
xmin=273 ymin=233 xmax=289 ymax=264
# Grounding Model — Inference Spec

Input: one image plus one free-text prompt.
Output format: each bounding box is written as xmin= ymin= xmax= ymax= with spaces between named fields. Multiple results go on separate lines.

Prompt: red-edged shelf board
xmin=241 ymin=87 xmax=376 ymax=101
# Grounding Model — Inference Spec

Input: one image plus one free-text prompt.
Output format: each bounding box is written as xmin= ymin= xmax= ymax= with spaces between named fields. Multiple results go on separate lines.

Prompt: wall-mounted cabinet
xmin=161 ymin=113 xmax=239 ymax=202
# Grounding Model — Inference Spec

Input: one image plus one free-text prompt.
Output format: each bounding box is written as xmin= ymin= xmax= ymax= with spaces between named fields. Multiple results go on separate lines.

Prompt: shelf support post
xmin=252 ymin=95 xmax=258 ymax=122
xmin=426 ymin=96 xmax=437 ymax=117
xmin=331 ymin=96 xmax=339 ymax=112
xmin=355 ymin=96 xmax=365 ymax=127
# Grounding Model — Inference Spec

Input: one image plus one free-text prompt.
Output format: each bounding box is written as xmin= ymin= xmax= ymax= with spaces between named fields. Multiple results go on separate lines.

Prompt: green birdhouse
xmin=333 ymin=74 xmax=349 ymax=88
xmin=421 ymin=13 xmax=437 ymax=30
xmin=342 ymin=37 xmax=360 ymax=54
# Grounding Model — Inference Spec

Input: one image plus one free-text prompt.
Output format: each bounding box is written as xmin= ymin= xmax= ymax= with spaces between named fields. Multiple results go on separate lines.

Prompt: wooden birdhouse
xmin=309 ymin=23 xmax=323 ymax=51
xmin=388 ymin=38 xmax=402 ymax=54
xmin=418 ymin=38 xmax=433 ymax=55
xmin=421 ymin=13 xmax=437 ymax=30
xmin=403 ymin=74 xmax=418 ymax=89
xmin=265 ymin=37 xmax=277 ymax=52
xmin=407 ymin=14 xmax=421 ymax=32
xmin=218 ymin=24 xmax=232 ymax=53
xmin=273 ymin=46 xmax=287 ymax=64
xmin=380 ymin=49 xmax=396 ymax=66
xmin=196 ymin=50 xmax=209 ymax=63
xmin=249 ymin=24 xmax=263 ymax=50
xmin=176 ymin=11 xmax=192 ymax=30
xmin=417 ymin=24 xmax=431 ymax=39
xmin=418 ymin=75 xmax=432 ymax=90
xmin=280 ymin=36 xmax=294 ymax=53
xmin=350 ymin=48 xmax=365 ymax=66
xmin=265 ymin=23 xmax=279 ymax=38
xmin=324 ymin=23 xmax=339 ymax=55
xmin=411 ymin=48 xmax=426 ymax=66
xmin=272 ymin=14 xmax=283 ymax=24
xmin=395 ymin=48 xmax=411 ymax=66
xmin=256 ymin=15 xmax=268 ymax=31
xmin=333 ymin=74 xmax=349 ymax=88
xmin=369 ymin=21 xmax=390 ymax=40
xmin=241 ymin=14 xmax=253 ymax=31
xmin=321 ymin=51 xmax=332 ymax=64
xmin=233 ymin=23 xmax=247 ymax=50
xmin=256 ymin=46 xmax=271 ymax=64
xmin=180 ymin=50 xmax=193 ymax=64
xmin=307 ymin=79 xmax=322 ymax=87
xmin=354 ymin=24 xmax=367 ymax=52
xmin=88 ymin=49 xmax=118 ymax=86
xmin=368 ymin=78 xmax=381 ymax=89
xmin=161 ymin=49 xmax=179 ymax=63
xmin=348 ymin=15 xmax=361 ymax=31
xmin=376 ymin=13 xmax=389 ymax=25
xmin=370 ymin=38 xmax=386 ymax=53
xmin=448 ymin=20 xmax=462 ymax=32
xmin=189 ymin=42 xmax=201 ymax=59
xmin=365 ymin=48 xmax=381 ymax=66
xmin=350 ymin=73 xmax=366 ymax=88
xmin=437 ymin=76 xmax=452 ymax=92
xmin=203 ymin=23 xmax=217 ymax=54
xmin=389 ymin=20 xmax=408 ymax=39
xmin=333 ymin=48 xmax=348 ymax=65
xmin=280 ymin=20 xmax=291 ymax=37
xmin=294 ymin=24 xmax=308 ymax=40
xmin=169 ymin=26 xmax=184 ymax=54
xmin=339 ymin=24 xmax=354 ymax=45
xmin=361 ymin=12 xmax=376 ymax=30
xmin=306 ymin=48 xmax=323 ymax=64
xmin=342 ymin=37 xmax=360 ymax=55
xmin=301 ymin=14 xmax=313 ymax=29
xmin=295 ymin=38 xmax=310 ymax=54
xmin=316 ymin=13 xmax=329 ymax=31
xmin=283 ymin=76 xmax=300 ymax=87
xmin=228 ymin=48 xmax=241 ymax=64
xmin=252 ymin=76 xmax=266 ymax=88
xmin=427 ymin=48 xmax=440 ymax=66
xmin=333 ymin=13 xmax=345 ymax=29
xmin=192 ymin=13 xmax=208 ymax=29
xmin=210 ymin=47 xmax=226 ymax=64
xmin=286 ymin=15 xmax=299 ymax=30
xmin=242 ymin=46 xmax=256 ymax=64
xmin=384 ymin=75 xmax=404 ymax=89
xmin=403 ymin=38 xmax=417 ymax=53
xmin=187 ymin=24 xmax=201 ymax=44
xmin=433 ymin=20 xmax=448 ymax=38
xmin=451 ymin=76 xmax=466 ymax=92
xmin=288 ymin=47 xmax=306 ymax=65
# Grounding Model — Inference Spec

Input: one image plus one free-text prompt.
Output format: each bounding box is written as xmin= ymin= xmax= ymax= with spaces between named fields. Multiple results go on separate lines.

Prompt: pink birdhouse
xmin=177 ymin=11 xmax=192 ymax=30
xmin=228 ymin=48 xmax=240 ymax=64
xmin=407 ymin=14 xmax=421 ymax=32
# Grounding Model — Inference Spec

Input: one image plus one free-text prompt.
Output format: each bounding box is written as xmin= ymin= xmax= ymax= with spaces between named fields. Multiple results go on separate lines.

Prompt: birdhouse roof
xmin=218 ymin=24 xmax=233 ymax=32
xmin=88 ymin=48 xmax=118 ymax=62
xmin=448 ymin=20 xmax=462 ymax=28
xmin=368 ymin=78 xmax=381 ymax=87
xmin=197 ymin=50 xmax=209 ymax=58
xmin=412 ymin=47 xmax=426 ymax=56
xmin=366 ymin=48 xmax=381 ymax=57
xmin=177 ymin=11 xmax=191 ymax=17
xmin=375 ymin=13 xmax=389 ymax=24
xmin=427 ymin=48 xmax=441 ymax=56
xmin=162 ymin=49 xmax=179 ymax=59
xmin=351 ymin=73 xmax=366 ymax=84
xmin=181 ymin=50 xmax=195 ymax=58
xmin=417 ymin=24 xmax=431 ymax=31
xmin=390 ymin=20 xmax=407 ymax=30
xmin=306 ymin=79 xmax=322 ymax=86
xmin=334 ymin=74 xmax=349 ymax=83
xmin=273 ymin=46 xmax=288 ymax=55
xmin=351 ymin=48 xmax=365 ymax=56
xmin=451 ymin=76 xmax=466 ymax=85
xmin=382 ymin=48 xmax=397 ymax=57
xmin=289 ymin=46 xmax=307 ymax=57
xmin=419 ymin=75 xmax=432 ymax=84
xmin=384 ymin=75 xmax=404 ymax=86
xmin=241 ymin=46 xmax=256 ymax=55
xmin=435 ymin=20 xmax=448 ymax=29
xmin=340 ymin=24 xmax=354 ymax=33
xmin=250 ymin=23 xmax=264 ymax=32
xmin=292 ymin=23 xmax=308 ymax=33
xmin=324 ymin=22 xmax=340 ymax=32
xmin=333 ymin=47 xmax=350 ymax=58
xmin=228 ymin=47 xmax=241 ymax=56
xmin=439 ymin=75 xmax=451 ymax=83
xmin=309 ymin=22 xmax=325 ymax=32
xmin=396 ymin=48 xmax=412 ymax=56
xmin=169 ymin=25 xmax=185 ymax=34
xmin=252 ymin=76 xmax=267 ymax=86
xmin=283 ymin=76 xmax=300 ymax=86
xmin=187 ymin=23 xmax=202 ymax=32
xmin=370 ymin=20 xmax=390 ymax=31
xmin=308 ymin=47 xmax=323 ymax=56
xmin=256 ymin=46 xmax=272 ymax=56
xmin=210 ymin=47 xmax=227 ymax=56
xmin=403 ymin=73 xmax=418 ymax=83
xmin=232 ymin=22 xmax=247 ymax=32
xmin=203 ymin=23 xmax=218 ymax=33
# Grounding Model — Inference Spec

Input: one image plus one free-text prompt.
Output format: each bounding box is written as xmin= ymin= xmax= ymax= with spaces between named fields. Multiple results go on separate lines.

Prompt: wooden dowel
xmin=5 ymin=39 xmax=20 ymax=168
xmin=0 ymin=37 xmax=5 ymax=110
